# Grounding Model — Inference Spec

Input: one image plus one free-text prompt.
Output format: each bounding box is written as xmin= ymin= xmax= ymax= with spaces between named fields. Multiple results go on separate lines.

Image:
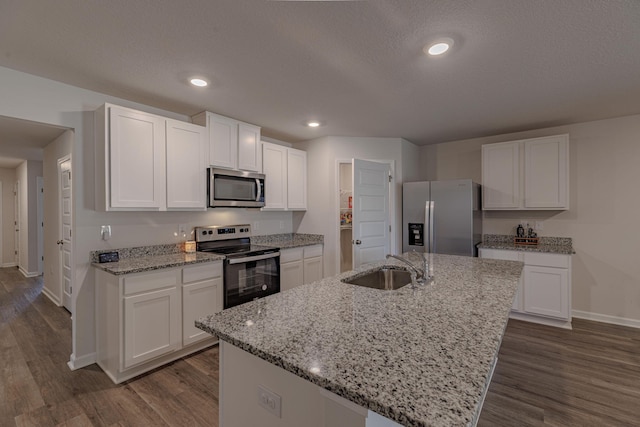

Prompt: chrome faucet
xmin=386 ymin=251 xmax=429 ymax=284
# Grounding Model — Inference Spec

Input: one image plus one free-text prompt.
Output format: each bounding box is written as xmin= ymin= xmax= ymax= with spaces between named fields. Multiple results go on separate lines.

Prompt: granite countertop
xmin=478 ymin=234 xmax=575 ymax=255
xmin=252 ymin=233 xmax=324 ymax=249
xmin=196 ymin=253 xmax=523 ymax=427
xmin=91 ymin=244 xmax=224 ymax=275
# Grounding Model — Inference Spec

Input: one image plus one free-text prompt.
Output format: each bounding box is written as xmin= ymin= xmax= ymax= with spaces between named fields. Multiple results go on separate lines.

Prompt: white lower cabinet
xmin=96 ymin=260 xmax=223 ymax=383
xmin=479 ymin=248 xmax=571 ymax=328
xmin=280 ymin=245 xmax=323 ymax=292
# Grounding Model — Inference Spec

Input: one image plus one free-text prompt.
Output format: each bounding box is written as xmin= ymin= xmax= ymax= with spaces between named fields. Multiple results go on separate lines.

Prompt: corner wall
xmin=0 ymin=167 xmax=17 ymax=266
xmin=295 ymin=136 xmax=420 ymax=277
xmin=422 ymin=113 xmax=640 ymax=324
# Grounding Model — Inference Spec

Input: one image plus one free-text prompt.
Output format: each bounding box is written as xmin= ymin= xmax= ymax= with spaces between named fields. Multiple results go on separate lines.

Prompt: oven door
xmin=224 ymin=253 xmax=280 ymax=309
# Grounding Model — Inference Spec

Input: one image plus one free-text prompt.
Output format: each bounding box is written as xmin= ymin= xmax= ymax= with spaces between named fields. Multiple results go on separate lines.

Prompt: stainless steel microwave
xmin=208 ymin=168 xmax=265 ymax=208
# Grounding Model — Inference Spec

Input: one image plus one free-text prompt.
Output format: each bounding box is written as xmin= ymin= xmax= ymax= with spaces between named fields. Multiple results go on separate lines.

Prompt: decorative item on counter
xmin=184 ymin=240 xmax=196 ymax=253
xmin=514 ymin=223 xmax=538 ymax=245
xmin=516 ymin=223 xmax=525 ymax=238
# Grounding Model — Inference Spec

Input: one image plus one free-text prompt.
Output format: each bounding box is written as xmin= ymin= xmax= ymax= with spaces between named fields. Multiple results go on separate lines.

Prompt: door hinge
xmin=388 ymin=174 xmax=392 ymax=182
xmin=41 ymin=188 xmax=44 ymax=193
xmin=389 ymin=225 xmax=392 ymax=232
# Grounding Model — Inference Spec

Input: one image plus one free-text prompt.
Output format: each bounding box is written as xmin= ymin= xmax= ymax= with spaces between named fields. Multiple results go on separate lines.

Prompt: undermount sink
xmin=342 ymin=268 xmax=412 ymax=290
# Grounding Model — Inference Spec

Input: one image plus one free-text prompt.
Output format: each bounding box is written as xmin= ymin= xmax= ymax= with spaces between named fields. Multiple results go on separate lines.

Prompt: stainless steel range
xmin=195 ymin=224 xmax=280 ymax=309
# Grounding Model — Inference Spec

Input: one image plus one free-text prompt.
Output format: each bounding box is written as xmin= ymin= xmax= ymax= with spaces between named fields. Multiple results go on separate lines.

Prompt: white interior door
xmin=58 ymin=157 xmax=73 ymax=312
xmin=14 ymin=181 xmax=19 ymax=267
xmin=352 ymin=159 xmax=390 ymax=268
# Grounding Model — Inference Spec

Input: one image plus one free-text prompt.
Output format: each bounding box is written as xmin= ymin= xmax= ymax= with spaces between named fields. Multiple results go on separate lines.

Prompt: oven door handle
xmin=227 ymin=252 xmax=280 ymax=264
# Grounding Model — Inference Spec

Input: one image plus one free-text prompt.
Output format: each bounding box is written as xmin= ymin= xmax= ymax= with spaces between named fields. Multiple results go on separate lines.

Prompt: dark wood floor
xmin=2 ymin=267 xmax=639 ymax=426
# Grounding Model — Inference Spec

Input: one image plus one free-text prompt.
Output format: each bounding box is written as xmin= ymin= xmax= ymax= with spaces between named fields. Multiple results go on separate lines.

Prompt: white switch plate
xmin=279 ymin=220 xmax=285 ymax=230
xmin=535 ymin=221 xmax=544 ymax=230
xmin=178 ymin=224 xmax=187 ymax=238
xmin=100 ymin=225 xmax=111 ymax=240
xmin=257 ymin=385 xmax=281 ymax=418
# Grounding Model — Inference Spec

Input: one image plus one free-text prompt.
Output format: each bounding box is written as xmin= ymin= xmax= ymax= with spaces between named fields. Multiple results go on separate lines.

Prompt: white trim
xmin=572 ymin=310 xmax=640 ymax=329
xmin=18 ymin=266 xmax=40 ymax=278
xmin=67 ymin=351 xmax=96 ymax=371
xmin=1 ymin=262 xmax=16 ymax=268
xmin=509 ymin=311 xmax=572 ymax=330
xmin=41 ymin=286 xmax=62 ymax=306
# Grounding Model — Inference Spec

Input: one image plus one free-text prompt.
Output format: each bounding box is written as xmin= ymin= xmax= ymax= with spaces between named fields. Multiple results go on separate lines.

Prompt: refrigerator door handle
xmin=428 ymin=200 xmax=435 ymax=253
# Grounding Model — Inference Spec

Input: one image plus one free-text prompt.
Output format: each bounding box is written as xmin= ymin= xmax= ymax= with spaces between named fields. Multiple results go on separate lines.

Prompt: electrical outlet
xmin=257 ymin=385 xmax=281 ymax=417
xmin=279 ymin=220 xmax=285 ymax=230
xmin=100 ymin=225 xmax=111 ymax=240
xmin=535 ymin=221 xmax=544 ymax=230
xmin=178 ymin=224 xmax=187 ymax=238
xmin=253 ymin=221 xmax=260 ymax=231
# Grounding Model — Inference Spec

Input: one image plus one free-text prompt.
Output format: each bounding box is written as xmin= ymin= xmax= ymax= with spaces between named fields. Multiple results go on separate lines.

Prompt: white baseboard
xmin=19 ymin=266 xmax=41 ymax=278
xmin=572 ymin=310 xmax=640 ymax=329
xmin=67 ymin=352 xmax=97 ymax=370
xmin=41 ymin=286 xmax=62 ymax=307
xmin=2 ymin=262 xmax=17 ymax=268
xmin=510 ymin=311 xmax=572 ymax=329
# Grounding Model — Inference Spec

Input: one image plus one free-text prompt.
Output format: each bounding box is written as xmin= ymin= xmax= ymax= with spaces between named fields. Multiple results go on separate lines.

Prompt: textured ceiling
xmin=1 ymin=0 xmax=640 ymax=147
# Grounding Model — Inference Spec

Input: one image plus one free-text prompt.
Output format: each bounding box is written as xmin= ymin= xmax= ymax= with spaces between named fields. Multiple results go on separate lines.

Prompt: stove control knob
xmin=208 ymin=230 xmax=213 ymax=234
xmin=262 ymin=284 xmax=267 ymax=291
xmin=201 ymin=230 xmax=207 ymax=235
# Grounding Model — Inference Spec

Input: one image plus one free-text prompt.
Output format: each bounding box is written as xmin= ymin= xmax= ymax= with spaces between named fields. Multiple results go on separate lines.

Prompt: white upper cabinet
xmin=262 ymin=143 xmax=287 ymax=210
xmin=166 ymin=119 xmax=207 ymax=210
xmin=96 ymin=103 xmax=207 ymax=211
xmin=481 ymin=141 xmax=520 ymax=209
xmin=482 ymin=134 xmax=569 ymax=210
xmin=261 ymin=142 xmax=307 ymax=211
xmin=287 ymin=148 xmax=307 ymax=210
xmin=192 ymin=111 xmax=262 ymax=172
xmin=524 ymin=136 xmax=569 ymax=209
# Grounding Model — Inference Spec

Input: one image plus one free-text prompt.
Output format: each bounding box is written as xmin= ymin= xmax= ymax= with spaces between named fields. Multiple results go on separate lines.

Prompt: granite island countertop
xmin=196 ymin=253 xmax=523 ymax=427
xmin=478 ymin=234 xmax=575 ymax=255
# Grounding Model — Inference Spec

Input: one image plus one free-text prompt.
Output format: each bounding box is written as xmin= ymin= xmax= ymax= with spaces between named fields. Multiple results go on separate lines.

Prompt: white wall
xmin=423 ymin=113 xmax=640 ymax=324
xmin=0 ymin=66 xmax=294 ymax=366
xmin=42 ymin=130 xmax=73 ymax=303
xmin=0 ymin=167 xmax=17 ymax=266
xmin=295 ymin=136 xmax=420 ymax=277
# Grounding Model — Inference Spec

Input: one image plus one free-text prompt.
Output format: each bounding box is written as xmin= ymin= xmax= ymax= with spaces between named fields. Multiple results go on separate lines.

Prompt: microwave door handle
xmin=255 ymin=178 xmax=262 ymax=202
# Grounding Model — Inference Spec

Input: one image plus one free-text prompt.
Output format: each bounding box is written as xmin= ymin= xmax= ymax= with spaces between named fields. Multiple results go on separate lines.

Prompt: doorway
xmin=336 ymin=159 xmax=394 ymax=272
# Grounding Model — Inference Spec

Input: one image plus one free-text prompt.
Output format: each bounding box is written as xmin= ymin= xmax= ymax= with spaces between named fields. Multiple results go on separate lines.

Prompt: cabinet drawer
xmin=479 ymin=248 xmax=522 ymax=261
xmin=183 ymin=261 xmax=222 ymax=284
xmin=303 ymin=244 xmax=323 ymax=259
xmin=280 ymin=248 xmax=303 ymax=263
xmin=524 ymin=252 xmax=570 ymax=268
xmin=123 ymin=270 xmax=179 ymax=295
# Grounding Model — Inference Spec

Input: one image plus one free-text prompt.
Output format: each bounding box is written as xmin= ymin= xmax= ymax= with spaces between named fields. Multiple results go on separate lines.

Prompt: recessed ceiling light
xmin=307 ymin=121 xmax=321 ymax=128
xmin=425 ymin=38 xmax=454 ymax=56
xmin=190 ymin=78 xmax=208 ymax=87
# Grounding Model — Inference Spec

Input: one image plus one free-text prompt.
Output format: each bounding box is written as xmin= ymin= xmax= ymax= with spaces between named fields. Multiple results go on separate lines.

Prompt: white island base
xmin=220 ymin=340 xmax=403 ymax=427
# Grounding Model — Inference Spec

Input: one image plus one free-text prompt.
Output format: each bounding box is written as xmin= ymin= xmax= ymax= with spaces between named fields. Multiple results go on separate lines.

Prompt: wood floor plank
xmin=3 ymin=267 xmax=640 ymax=426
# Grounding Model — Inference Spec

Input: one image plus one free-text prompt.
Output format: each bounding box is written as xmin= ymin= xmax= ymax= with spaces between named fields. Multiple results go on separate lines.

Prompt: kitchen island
xmin=196 ymin=254 xmax=523 ymax=427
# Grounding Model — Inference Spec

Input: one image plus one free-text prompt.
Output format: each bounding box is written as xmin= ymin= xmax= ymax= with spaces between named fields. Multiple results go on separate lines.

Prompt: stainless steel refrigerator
xmin=402 ymin=179 xmax=482 ymax=256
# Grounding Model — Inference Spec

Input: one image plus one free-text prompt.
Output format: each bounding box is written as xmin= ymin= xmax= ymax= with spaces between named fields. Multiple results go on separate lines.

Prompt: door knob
xmin=57 ymin=240 xmax=64 ymax=245
xmin=353 ymin=239 xmax=362 ymax=245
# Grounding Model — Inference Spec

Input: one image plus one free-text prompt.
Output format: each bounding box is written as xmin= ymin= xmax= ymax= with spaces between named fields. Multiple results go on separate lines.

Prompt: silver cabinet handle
xmin=353 ymin=240 xmax=362 ymax=245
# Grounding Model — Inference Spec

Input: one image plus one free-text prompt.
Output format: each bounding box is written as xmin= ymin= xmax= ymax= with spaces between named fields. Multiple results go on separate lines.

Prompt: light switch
xmin=100 ymin=225 xmax=111 ymax=241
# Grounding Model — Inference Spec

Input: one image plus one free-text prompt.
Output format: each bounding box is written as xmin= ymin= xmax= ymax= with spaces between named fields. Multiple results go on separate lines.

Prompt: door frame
xmin=334 ymin=159 xmax=396 ymax=274
xmin=58 ymin=155 xmax=73 ymax=312
xmin=37 ymin=176 xmax=44 ymax=275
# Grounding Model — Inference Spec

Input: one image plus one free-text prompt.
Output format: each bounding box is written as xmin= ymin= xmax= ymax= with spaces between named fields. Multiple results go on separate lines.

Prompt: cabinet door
xmin=182 ymin=277 xmax=222 ymax=346
xmin=479 ymin=249 xmax=524 ymax=311
xmin=123 ymin=286 xmax=180 ymax=368
xmin=523 ymin=265 xmax=569 ymax=319
xmin=238 ymin=123 xmax=261 ymax=172
xmin=524 ymin=135 xmax=569 ymax=209
xmin=482 ymin=141 xmax=521 ymax=209
xmin=303 ymin=257 xmax=323 ymax=285
xmin=166 ymin=119 xmax=207 ymax=210
xmin=208 ymin=113 xmax=238 ymax=169
xmin=287 ymin=148 xmax=307 ymax=210
xmin=262 ymin=142 xmax=288 ymax=210
xmin=281 ymin=260 xmax=304 ymax=292
xmin=109 ymin=106 xmax=166 ymax=209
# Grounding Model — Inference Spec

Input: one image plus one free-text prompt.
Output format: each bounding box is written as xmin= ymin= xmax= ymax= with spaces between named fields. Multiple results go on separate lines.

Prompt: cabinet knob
xmin=57 ymin=240 xmax=64 ymax=245
xmin=353 ymin=240 xmax=362 ymax=245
